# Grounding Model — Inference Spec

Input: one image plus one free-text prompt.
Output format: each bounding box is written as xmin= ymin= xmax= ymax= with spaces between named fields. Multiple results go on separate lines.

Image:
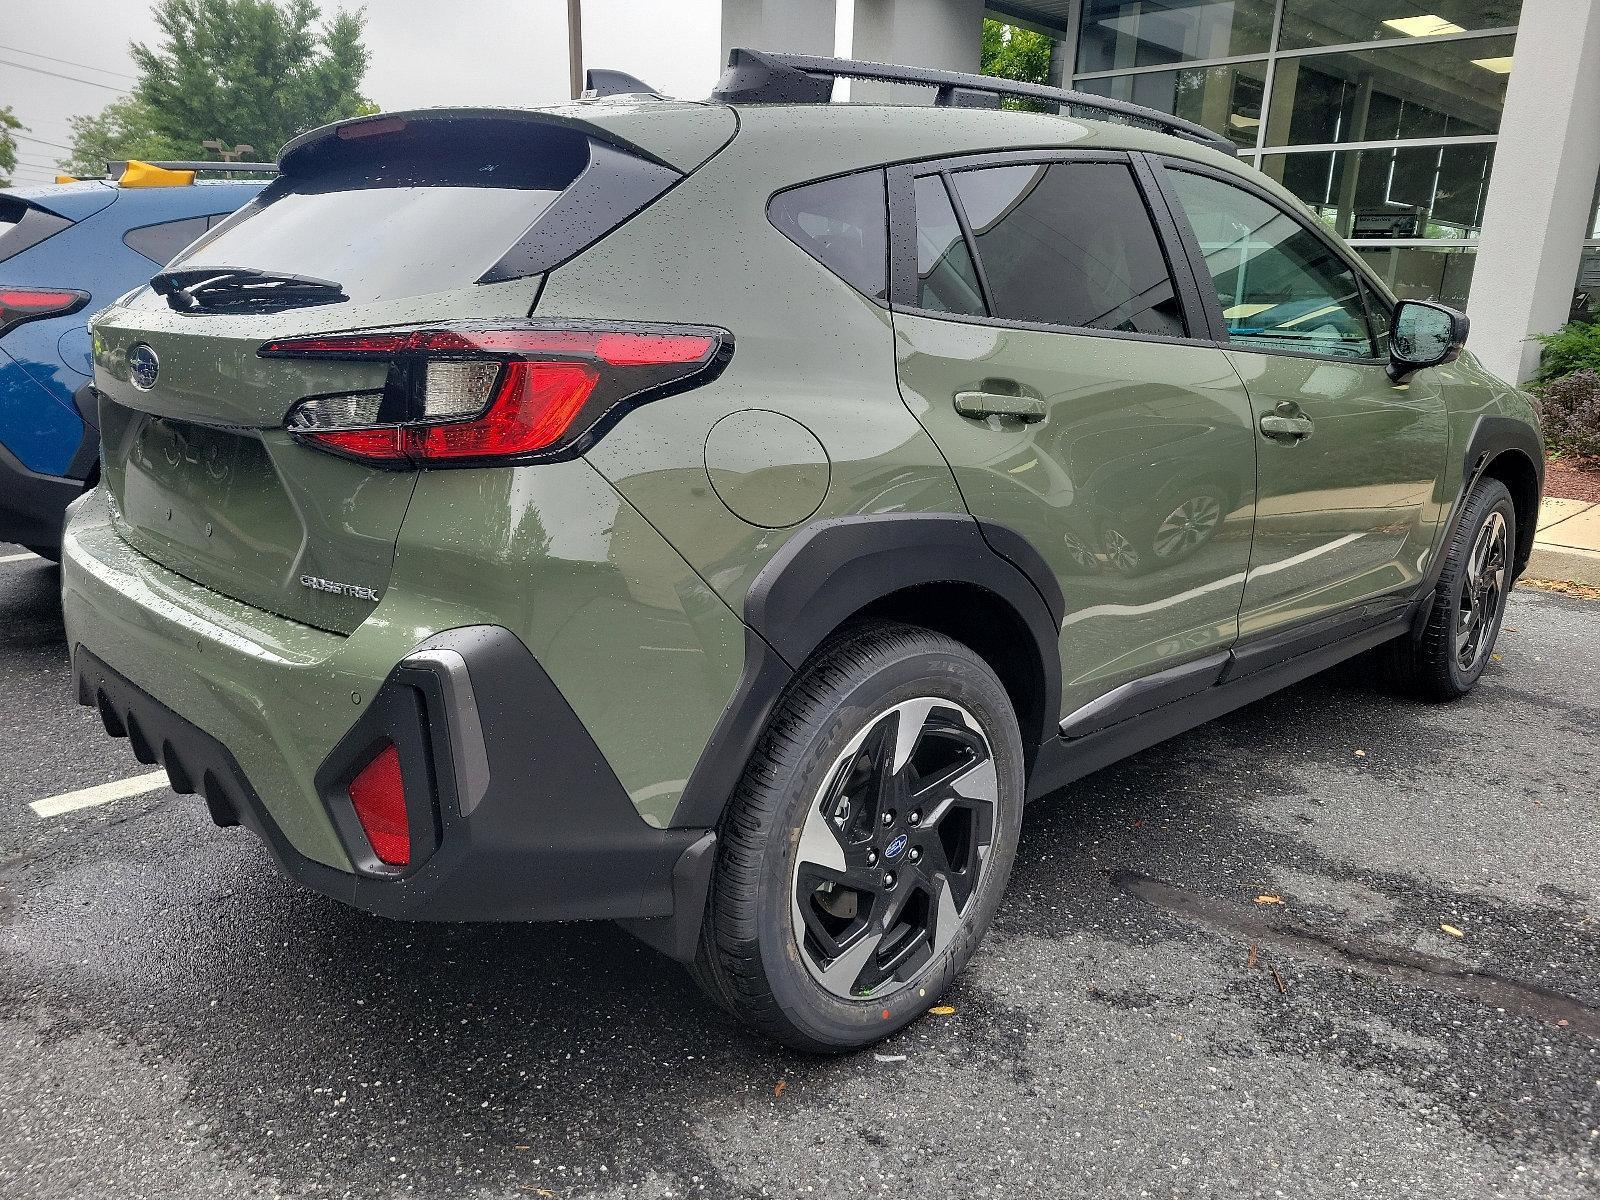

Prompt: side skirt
xmin=1028 ymin=610 xmax=1414 ymax=801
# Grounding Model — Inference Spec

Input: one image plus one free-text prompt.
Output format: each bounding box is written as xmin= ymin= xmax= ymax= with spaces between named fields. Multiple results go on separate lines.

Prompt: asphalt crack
xmin=1111 ymin=869 xmax=1600 ymax=1036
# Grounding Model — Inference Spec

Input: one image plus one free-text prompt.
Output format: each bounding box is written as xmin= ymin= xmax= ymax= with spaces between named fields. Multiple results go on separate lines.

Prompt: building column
xmin=1465 ymin=0 xmax=1600 ymax=385
xmin=842 ymin=0 xmax=985 ymax=101
xmin=720 ymin=0 xmax=838 ymax=63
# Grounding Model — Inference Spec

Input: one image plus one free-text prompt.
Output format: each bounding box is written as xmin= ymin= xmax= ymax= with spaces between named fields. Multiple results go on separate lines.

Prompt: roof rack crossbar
xmin=105 ymin=160 xmax=280 ymax=175
xmin=710 ymin=48 xmax=1239 ymax=157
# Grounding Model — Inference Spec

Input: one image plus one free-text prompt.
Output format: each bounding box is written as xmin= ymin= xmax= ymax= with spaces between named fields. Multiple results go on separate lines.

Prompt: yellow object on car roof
xmin=118 ymin=160 xmax=195 ymax=188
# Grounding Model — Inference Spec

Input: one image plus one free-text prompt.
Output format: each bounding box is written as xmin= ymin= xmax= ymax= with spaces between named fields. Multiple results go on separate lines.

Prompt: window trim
xmin=886 ymin=147 xmax=1216 ymax=350
xmin=1147 ymin=154 xmax=1396 ymax=366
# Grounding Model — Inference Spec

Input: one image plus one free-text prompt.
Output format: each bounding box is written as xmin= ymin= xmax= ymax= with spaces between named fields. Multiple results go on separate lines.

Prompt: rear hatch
xmin=89 ymin=105 xmax=733 ymax=634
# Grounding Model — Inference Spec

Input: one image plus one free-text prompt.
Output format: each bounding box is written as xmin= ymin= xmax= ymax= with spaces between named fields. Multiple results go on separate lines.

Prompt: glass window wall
xmin=1277 ymin=0 xmax=1520 ymax=51
xmin=1262 ymin=36 xmax=1513 ymax=147
xmin=1258 ymin=144 xmax=1494 ymax=239
xmin=1076 ymin=61 xmax=1267 ymax=149
xmin=1077 ymin=0 xmax=1277 ymax=73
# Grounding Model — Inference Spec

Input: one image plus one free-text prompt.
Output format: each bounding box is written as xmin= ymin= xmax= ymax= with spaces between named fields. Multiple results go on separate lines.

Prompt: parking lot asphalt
xmin=0 ymin=542 xmax=1595 ymax=1200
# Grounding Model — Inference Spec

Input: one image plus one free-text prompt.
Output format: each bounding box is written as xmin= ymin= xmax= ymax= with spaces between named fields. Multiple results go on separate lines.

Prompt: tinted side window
xmin=948 ymin=162 xmax=1187 ymax=336
xmin=769 ymin=171 xmax=888 ymax=301
xmin=0 ymin=200 xmax=73 ymax=265
xmin=1165 ymin=169 xmax=1376 ymax=359
xmin=912 ymin=174 xmax=985 ymax=316
xmin=123 ymin=216 xmax=212 ymax=265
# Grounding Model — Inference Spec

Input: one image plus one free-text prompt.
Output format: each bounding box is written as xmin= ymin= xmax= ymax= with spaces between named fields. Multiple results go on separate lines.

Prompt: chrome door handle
xmin=954 ymin=391 xmax=1046 ymax=422
xmin=1259 ymin=413 xmax=1313 ymax=440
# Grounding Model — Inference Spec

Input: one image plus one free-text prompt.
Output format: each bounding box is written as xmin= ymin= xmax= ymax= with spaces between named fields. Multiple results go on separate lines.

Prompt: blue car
xmin=0 ymin=170 xmax=265 ymax=556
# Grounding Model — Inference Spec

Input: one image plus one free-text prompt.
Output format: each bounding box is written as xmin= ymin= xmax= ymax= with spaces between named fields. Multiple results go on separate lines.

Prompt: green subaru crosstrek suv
xmin=62 ymin=51 xmax=1542 ymax=1051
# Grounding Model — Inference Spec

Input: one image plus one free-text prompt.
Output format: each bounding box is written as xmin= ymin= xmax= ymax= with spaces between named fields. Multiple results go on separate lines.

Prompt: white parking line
xmin=29 ymin=770 xmax=171 ymax=818
xmin=0 ymin=551 xmax=38 ymax=564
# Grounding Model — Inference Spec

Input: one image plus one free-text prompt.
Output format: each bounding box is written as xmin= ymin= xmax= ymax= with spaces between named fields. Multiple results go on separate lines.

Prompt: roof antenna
xmin=583 ymin=68 xmax=665 ymax=98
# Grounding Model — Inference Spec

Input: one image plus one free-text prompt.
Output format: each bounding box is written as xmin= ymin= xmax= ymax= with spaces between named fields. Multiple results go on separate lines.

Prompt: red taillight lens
xmin=348 ymin=742 xmax=409 ymax=866
xmin=265 ymin=323 xmax=728 ymax=467
xmin=0 ymin=288 xmax=90 ymax=337
xmin=413 ymin=361 xmax=600 ymax=459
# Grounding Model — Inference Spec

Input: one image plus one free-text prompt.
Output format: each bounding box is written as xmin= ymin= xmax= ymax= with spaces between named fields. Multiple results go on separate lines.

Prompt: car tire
xmin=692 ymin=621 xmax=1024 ymax=1052
xmin=1386 ymin=476 xmax=1516 ymax=702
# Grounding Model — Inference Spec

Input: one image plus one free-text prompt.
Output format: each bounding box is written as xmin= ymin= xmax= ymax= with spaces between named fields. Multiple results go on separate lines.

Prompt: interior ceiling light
xmin=1382 ymin=15 xmax=1466 ymax=37
xmin=1471 ymin=56 xmax=1514 ymax=73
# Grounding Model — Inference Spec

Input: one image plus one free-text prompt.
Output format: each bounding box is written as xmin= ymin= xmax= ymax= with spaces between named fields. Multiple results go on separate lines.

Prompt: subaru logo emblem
xmin=127 ymin=343 xmax=159 ymax=391
xmin=884 ymin=833 xmax=908 ymax=860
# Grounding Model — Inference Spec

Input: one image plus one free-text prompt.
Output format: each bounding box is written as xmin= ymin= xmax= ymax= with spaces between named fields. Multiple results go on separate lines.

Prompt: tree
xmin=0 ymin=106 xmax=21 ymax=188
xmin=61 ymin=98 xmax=182 ymax=178
xmin=980 ymin=19 xmax=1055 ymax=110
xmin=63 ymin=0 xmax=372 ymax=173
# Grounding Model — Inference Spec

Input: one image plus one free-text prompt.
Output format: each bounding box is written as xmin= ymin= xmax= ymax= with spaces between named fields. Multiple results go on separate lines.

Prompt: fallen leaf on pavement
xmin=1271 ymin=968 xmax=1287 ymax=995
xmin=773 ymin=1080 xmax=787 ymax=1099
xmin=929 ymin=1005 xmax=956 ymax=1015
xmin=1354 ymin=749 xmax=1367 ymax=757
xmin=1246 ymin=944 xmax=1259 ymax=970
xmin=1441 ymin=923 xmax=1465 ymax=938
xmin=1255 ymin=894 xmax=1285 ymax=905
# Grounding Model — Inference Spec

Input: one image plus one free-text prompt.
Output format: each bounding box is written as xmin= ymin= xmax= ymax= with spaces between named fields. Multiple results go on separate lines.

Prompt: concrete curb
xmin=1531 ymin=498 xmax=1600 ymax=584
xmin=1526 ymin=543 xmax=1600 ymax=585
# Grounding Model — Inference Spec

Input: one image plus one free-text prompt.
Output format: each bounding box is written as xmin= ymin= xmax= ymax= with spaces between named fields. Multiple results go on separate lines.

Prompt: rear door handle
xmin=954 ymin=391 xmax=1046 ymax=422
xmin=1259 ymin=413 xmax=1314 ymax=440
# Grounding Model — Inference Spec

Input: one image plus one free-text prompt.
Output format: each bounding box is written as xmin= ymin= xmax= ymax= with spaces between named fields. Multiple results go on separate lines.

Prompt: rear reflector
xmin=348 ymin=742 xmax=410 ymax=866
xmin=0 ymin=288 xmax=90 ymax=338
xmin=266 ymin=322 xmax=731 ymax=467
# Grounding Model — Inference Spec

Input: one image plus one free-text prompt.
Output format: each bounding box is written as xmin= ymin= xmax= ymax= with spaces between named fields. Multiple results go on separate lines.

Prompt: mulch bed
xmin=1545 ymin=455 xmax=1600 ymax=503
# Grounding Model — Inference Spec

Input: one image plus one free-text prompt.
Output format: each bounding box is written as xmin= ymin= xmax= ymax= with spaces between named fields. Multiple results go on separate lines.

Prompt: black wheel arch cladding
xmin=670 ymin=512 xmax=1063 ymax=830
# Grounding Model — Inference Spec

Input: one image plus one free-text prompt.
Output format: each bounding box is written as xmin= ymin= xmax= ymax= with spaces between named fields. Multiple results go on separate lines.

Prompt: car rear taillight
xmin=0 ymin=288 xmax=90 ymax=338
xmin=348 ymin=742 xmax=410 ymax=866
xmin=262 ymin=322 xmax=732 ymax=467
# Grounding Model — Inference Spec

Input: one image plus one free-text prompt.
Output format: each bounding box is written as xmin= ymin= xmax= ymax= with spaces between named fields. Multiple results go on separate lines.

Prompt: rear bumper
xmin=73 ymin=635 xmax=714 ymax=936
xmin=62 ymin=493 xmax=716 ymax=949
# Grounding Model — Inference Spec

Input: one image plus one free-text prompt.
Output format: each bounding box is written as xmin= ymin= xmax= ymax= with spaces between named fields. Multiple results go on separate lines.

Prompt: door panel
xmin=891 ymin=157 xmax=1259 ymax=718
xmin=895 ymin=321 xmax=1256 ymax=717
xmin=1157 ymin=163 xmax=1447 ymax=637
xmin=1226 ymin=351 xmax=1446 ymax=633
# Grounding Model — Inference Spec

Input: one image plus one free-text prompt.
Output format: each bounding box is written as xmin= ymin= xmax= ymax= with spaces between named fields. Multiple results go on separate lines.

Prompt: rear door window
xmin=911 ymin=175 xmax=986 ymax=316
xmin=947 ymin=161 xmax=1188 ymax=337
xmin=768 ymin=171 xmax=888 ymax=300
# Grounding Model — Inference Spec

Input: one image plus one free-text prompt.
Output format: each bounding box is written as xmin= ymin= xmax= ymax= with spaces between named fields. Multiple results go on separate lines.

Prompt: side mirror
xmin=1389 ymin=299 xmax=1468 ymax=381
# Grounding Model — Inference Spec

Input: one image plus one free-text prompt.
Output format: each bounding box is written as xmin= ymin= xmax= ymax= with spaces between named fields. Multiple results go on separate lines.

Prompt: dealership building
xmin=718 ymin=0 xmax=1600 ymax=384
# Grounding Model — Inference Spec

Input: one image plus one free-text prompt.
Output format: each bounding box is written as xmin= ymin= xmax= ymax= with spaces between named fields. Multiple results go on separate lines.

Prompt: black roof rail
xmin=709 ymin=48 xmax=1238 ymax=157
xmin=105 ymin=160 xmax=280 ymax=175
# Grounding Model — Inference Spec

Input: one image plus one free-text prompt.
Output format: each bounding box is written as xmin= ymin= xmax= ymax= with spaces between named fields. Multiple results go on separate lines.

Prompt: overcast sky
xmin=0 ymin=0 xmax=724 ymax=184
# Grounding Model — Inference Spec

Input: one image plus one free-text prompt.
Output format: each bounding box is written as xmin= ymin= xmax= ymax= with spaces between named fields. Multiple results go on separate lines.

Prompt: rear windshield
xmin=0 ymin=198 xmax=74 ymax=265
xmin=171 ymin=121 xmax=593 ymax=303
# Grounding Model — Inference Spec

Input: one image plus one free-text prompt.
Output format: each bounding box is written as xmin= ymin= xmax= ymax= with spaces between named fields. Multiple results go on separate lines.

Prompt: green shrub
xmin=1531 ymin=319 xmax=1600 ymax=385
xmin=1538 ymin=369 xmax=1600 ymax=460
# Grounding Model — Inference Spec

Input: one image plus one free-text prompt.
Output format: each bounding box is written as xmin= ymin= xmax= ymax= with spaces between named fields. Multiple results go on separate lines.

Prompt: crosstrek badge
xmin=299 ymin=574 xmax=380 ymax=602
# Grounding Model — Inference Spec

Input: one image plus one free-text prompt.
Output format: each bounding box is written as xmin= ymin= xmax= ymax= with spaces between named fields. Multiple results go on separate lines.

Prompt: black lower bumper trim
xmin=0 ymin=439 xmax=87 ymax=553
xmin=72 ymin=630 xmax=716 ymax=942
